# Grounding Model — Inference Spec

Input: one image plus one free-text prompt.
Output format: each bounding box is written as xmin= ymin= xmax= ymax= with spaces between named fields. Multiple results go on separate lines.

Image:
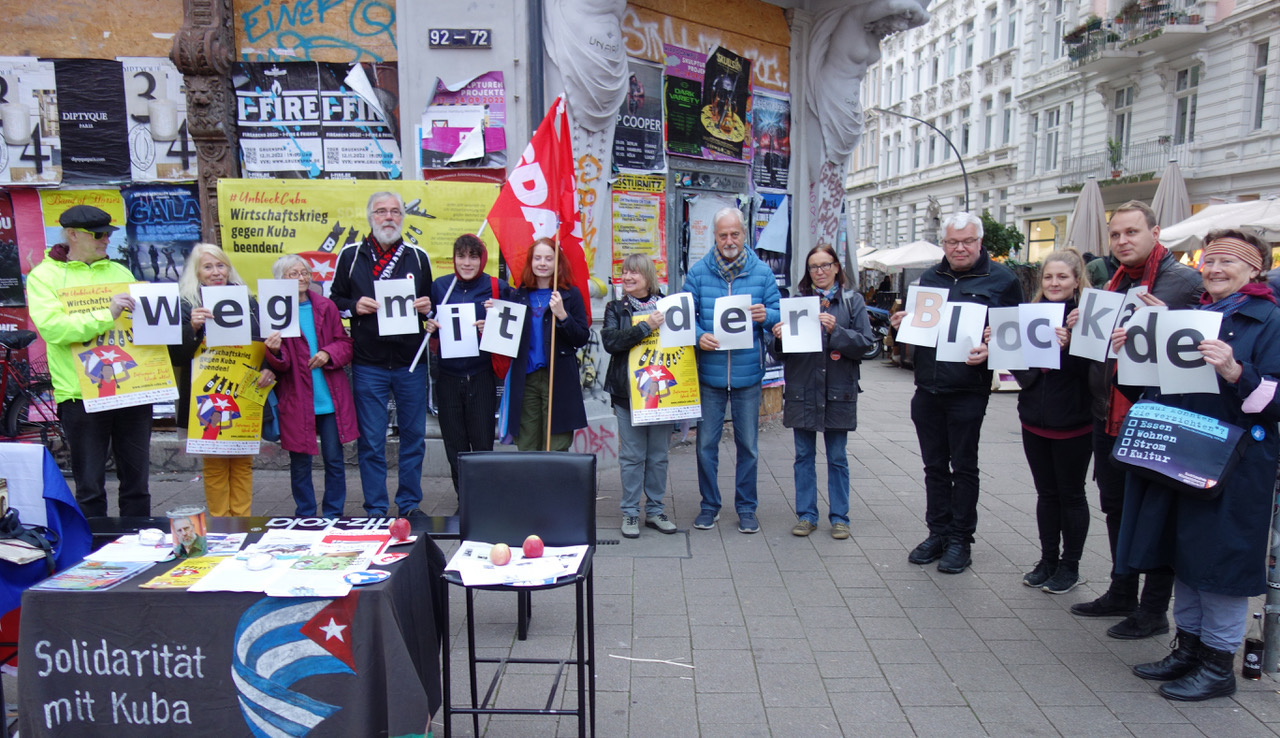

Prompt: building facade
xmin=848 ymin=0 xmax=1280 ymax=261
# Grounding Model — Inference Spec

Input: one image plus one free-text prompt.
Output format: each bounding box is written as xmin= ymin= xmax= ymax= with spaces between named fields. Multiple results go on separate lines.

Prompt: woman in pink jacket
xmin=264 ymin=255 xmax=359 ymax=516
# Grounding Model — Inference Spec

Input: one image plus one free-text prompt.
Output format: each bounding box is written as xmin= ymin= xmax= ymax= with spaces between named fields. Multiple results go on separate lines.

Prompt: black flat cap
xmin=58 ymin=205 xmax=119 ymax=232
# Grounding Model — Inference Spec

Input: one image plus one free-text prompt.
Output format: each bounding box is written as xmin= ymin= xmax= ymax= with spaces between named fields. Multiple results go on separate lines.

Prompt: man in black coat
xmin=1071 ymin=200 xmax=1202 ymax=639
xmin=329 ymin=192 xmax=433 ymax=518
xmin=891 ymin=213 xmax=1023 ymax=575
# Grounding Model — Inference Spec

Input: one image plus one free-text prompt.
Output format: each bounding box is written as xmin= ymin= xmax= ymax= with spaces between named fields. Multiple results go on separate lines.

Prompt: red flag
xmin=486 ymin=96 xmax=591 ymax=320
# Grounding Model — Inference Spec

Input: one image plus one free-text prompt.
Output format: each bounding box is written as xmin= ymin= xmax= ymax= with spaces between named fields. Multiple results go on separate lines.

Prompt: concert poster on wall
xmin=118 ymin=57 xmax=199 ymax=183
xmin=699 ymin=47 xmax=751 ymax=161
xmin=751 ymin=91 xmax=790 ymax=191
xmin=121 ymin=185 xmax=203 ymax=283
xmin=664 ymin=45 xmax=704 ymax=158
xmin=613 ymin=60 xmax=665 ymax=173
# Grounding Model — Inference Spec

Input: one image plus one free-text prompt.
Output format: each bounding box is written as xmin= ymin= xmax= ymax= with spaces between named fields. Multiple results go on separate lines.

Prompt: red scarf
xmin=1105 ymin=242 xmax=1168 ymax=435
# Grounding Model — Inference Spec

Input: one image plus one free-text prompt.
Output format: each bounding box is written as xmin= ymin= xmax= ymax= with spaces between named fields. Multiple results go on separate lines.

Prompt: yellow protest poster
xmin=57 ymin=283 xmax=179 ymax=412
xmin=185 ymin=343 xmax=267 ymax=456
xmin=139 ymin=557 xmax=221 ymax=590
xmin=216 ymin=179 xmax=501 ymax=287
xmin=626 ymin=316 xmax=701 ymax=425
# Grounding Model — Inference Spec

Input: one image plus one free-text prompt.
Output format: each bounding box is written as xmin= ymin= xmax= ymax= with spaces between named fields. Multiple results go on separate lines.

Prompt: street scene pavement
xmin=29 ymin=360 xmax=1280 ymax=736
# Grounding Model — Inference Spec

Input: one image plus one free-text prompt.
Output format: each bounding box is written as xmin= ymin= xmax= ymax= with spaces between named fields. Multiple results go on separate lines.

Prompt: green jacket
xmin=25 ymin=250 xmax=136 ymax=403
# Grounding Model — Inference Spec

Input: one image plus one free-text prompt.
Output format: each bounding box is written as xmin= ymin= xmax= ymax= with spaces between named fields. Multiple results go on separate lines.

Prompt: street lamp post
xmin=869 ymin=107 xmax=971 ymax=214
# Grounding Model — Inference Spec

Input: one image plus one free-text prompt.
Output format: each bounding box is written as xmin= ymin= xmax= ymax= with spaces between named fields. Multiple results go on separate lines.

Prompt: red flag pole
xmin=544 ymin=238 xmax=561 ymax=451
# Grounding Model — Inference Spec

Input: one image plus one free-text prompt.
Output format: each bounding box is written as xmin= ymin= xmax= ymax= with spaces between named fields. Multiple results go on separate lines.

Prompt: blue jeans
xmin=696 ymin=383 xmax=761 ymax=516
xmin=352 ymin=363 xmax=427 ymax=515
xmin=616 ymin=406 xmax=672 ymax=517
xmin=793 ymin=429 xmax=850 ymax=526
xmin=289 ymin=412 xmax=346 ymax=517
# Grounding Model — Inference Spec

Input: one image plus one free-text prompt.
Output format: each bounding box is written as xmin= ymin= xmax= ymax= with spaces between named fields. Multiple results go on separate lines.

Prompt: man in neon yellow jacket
xmin=26 ymin=205 xmax=151 ymax=518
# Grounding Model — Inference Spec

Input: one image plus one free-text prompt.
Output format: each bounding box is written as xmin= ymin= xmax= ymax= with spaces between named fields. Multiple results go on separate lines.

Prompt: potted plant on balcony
xmin=1107 ymin=137 xmax=1124 ymax=177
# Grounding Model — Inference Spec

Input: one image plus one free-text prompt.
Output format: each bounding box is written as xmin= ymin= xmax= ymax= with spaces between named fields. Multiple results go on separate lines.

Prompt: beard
xmin=372 ymin=222 xmax=402 ymax=246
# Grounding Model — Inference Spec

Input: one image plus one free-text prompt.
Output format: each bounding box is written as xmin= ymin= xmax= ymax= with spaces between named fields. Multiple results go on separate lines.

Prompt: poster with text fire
xmin=57 ymin=283 xmax=177 ymax=412
xmin=627 ymin=316 xmax=700 ymax=425
xmin=217 ymin=178 xmax=500 ymax=287
xmin=185 ymin=343 xmax=267 ymax=455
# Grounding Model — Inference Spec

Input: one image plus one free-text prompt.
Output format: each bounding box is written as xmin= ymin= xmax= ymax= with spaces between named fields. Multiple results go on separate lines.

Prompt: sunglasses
xmin=79 ymin=228 xmax=111 ymax=240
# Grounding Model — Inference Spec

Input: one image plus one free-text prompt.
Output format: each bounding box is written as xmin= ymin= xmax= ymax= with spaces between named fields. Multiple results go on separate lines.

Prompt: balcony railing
xmin=1066 ymin=5 xmax=1204 ymax=68
xmin=1060 ymin=137 xmax=1183 ymax=186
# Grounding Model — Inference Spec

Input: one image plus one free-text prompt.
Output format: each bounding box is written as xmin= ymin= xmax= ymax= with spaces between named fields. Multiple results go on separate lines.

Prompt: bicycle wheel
xmin=4 ymin=380 xmax=59 ymax=438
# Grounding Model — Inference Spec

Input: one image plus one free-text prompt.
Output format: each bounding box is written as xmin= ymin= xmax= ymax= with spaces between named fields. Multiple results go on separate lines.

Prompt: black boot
xmin=937 ymin=538 xmax=971 ymax=574
xmin=1133 ymin=630 xmax=1200 ymax=681
xmin=1159 ymin=644 xmax=1237 ymax=702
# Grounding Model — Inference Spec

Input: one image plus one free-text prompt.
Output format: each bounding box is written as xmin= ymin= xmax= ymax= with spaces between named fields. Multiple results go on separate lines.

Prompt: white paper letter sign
xmin=1108 ymin=286 xmax=1150 ymax=359
xmin=374 ymin=278 xmax=419 ymax=336
xmin=713 ymin=295 xmax=754 ymax=351
xmin=129 ymin=282 xmax=181 ymax=345
xmin=438 ymin=302 xmax=480 ymax=359
xmin=778 ymin=296 xmax=822 ymax=353
xmin=480 ymin=299 xmax=527 ymax=358
xmin=658 ymin=293 xmax=696 ymax=348
xmin=1117 ymin=305 xmax=1166 ymax=386
xmin=1070 ymin=288 xmax=1125 ymax=362
xmin=1157 ymin=310 xmax=1222 ymax=395
xmin=895 ymin=286 xmax=949 ymax=347
xmin=257 ymin=279 xmax=300 ymax=338
xmin=935 ymin=302 xmax=987 ymax=363
xmin=1020 ymin=302 xmax=1065 ymax=370
xmin=986 ymin=307 xmax=1026 ymax=370
xmin=201 ymin=285 xmax=252 ymax=347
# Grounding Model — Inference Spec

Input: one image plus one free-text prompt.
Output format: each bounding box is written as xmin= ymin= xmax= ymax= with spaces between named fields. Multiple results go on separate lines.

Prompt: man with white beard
xmin=329 ymin=192 xmax=433 ymax=517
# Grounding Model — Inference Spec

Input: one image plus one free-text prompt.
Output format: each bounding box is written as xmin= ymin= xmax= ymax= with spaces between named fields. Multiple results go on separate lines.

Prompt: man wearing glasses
xmin=26 ymin=205 xmax=152 ymax=517
xmin=890 ymin=212 xmax=1022 ymax=574
xmin=329 ymin=192 xmax=433 ymax=518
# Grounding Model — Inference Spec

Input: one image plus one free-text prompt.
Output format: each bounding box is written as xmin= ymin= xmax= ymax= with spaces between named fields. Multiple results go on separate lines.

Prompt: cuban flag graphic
xmin=233 ymin=595 xmax=360 ymax=736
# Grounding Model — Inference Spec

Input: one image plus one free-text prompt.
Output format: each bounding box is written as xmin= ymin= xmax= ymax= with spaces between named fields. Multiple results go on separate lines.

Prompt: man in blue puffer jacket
xmin=686 ymin=208 xmax=781 ymax=533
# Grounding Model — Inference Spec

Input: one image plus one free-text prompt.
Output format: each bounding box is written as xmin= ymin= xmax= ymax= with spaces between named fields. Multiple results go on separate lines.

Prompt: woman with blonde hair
xmin=170 ymin=243 xmax=276 ymax=516
xmin=1015 ymin=249 xmax=1093 ymax=594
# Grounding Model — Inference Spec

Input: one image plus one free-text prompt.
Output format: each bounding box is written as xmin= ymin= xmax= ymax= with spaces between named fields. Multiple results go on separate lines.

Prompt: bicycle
xmin=0 ymin=330 xmax=70 ymax=468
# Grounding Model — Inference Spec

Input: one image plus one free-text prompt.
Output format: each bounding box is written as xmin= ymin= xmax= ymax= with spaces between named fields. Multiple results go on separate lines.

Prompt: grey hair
xmin=620 ymin=253 xmax=660 ymax=295
xmin=712 ymin=207 xmax=745 ymax=230
xmin=366 ymin=191 xmax=405 ymax=222
xmin=941 ymin=212 xmax=984 ymax=240
xmin=272 ymin=253 xmax=309 ymax=279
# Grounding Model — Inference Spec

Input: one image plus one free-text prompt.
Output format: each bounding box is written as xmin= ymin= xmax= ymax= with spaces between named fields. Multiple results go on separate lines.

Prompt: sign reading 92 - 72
xmin=429 ymin=29 xmax=492 ymax=48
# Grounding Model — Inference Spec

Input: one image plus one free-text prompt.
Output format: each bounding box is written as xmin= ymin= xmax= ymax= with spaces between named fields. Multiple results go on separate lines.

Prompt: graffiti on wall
xmin=573 ymin=421 xmax=618 ymax=460
xmin=808 ymin=160 xmax=843 ymax=247
xmin=235 ymin=0 xmax=397 ymax=63
xmin=620 ymin=6 xmax=788 ymax=92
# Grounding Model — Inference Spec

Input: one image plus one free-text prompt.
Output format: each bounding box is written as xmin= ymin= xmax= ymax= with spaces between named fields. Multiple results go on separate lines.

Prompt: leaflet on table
xmin=139 ymin=556 xmax=222 ymax=589
xmin=234 ymin=529 xmax=320 ymax=560
xmin=446 ymin=541 xmax=589 ymax=586
xmin=29 ymin=560 xmax=152 ymax=591
xmin=87 ymin=531 xmax=246 ymax=562
xmin=192 ymin=530 xmax=381 ymax=594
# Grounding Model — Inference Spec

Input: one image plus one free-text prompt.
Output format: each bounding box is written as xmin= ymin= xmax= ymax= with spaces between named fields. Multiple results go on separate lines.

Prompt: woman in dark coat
xmin=1116 ymin=229 xmax=1280 ymax=702
xmin=602 ymin=254 xmax=674 ymax=539
xmin=263 ymin=255 xmax=358 ymax=517
xmin=1015 ymin=250 xmax=1093 ymax=595
xmin=506 ymin=238 xmax=590 ymax=451
xmin=768 ymin=244 xmax=873 ymax=540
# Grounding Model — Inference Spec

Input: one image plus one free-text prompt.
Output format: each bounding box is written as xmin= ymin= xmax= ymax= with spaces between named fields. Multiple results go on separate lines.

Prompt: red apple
xmin=489 ymin=542 xmax=512 ymax=566
xmin=522 ymin=534 xmax=544 ymax=558
xmin=389 ymin=518 xmax=412 ymax=541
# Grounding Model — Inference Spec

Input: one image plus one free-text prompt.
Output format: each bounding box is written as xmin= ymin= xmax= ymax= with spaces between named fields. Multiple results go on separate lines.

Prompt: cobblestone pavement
xmin=22 ymin=360 xmax=1280 ymax=736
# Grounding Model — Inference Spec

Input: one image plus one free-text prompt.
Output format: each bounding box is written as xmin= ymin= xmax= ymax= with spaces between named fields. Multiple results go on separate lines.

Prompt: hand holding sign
xmin=374 ymin=278 xmax=419 ymax=336
xmin=712 ymin=295 xmax=754 ymax=351
xmin=201 ymin=285 xmax=252 ymax=347
xmin=657 ymin=293 xmax=695 ymax=348
xmin=257 ymin=279 xmax=300 ymax=338
xmin=777 ymin=296 xmax=822 ymax=353
xmin=130 ymin=282 xmax=182 ymax=345
xmin=437 ymin=302 xmax=480 ymax=359
xmin=895 ymin=286 xmax=949 ymax=347
xmin=479 ymin=299 xmax=527 ymax=358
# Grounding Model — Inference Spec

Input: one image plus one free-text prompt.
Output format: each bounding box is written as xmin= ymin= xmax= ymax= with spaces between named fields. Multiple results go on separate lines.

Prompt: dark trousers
xmin=58 ymin=400 xmax=152 ymax=518
xmin=1022 ymin=429 xmax=1092 ymax=563
xmin=437 ymin=370 xmax=497 ymax=491
xmin=910 ymin=390 xmax=990 ymax=543
xmin=289 ymin=412 xmax=346 ymax=517
xmin=1093 ymin=420 xmax=1175 ymax=610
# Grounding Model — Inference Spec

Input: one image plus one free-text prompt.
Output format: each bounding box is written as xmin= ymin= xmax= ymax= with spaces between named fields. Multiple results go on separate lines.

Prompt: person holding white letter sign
xmin=686 ymin=208 xmax=780 ymax=534
xmin=1116 ymin=229 xmax=1280 ymax=702
xmin=1070 ymin=201 xmax=1201 ymax=640
xmin=890 ymin=212 xmax=1023 ymax=574
xmin=768 ymin=244 xmax=873 ymax=540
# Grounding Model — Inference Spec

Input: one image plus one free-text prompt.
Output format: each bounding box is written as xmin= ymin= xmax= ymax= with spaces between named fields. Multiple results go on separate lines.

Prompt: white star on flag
xmin=309 ymin=258 xmax=335 ymax=280
xmin=214 ymin=397 xmax=231 ymax=410
xmin=99 ymin=349 xmax=120 ymax=361
xmin=318 ymin=617 xmax=347 ymax=641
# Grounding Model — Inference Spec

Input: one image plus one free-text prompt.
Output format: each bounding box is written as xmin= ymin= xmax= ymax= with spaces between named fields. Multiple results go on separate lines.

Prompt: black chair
xmin=440 ymin=451 xmax=597 ymax=738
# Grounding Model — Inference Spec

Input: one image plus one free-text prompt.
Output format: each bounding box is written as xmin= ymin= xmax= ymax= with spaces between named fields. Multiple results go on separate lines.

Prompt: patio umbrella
xmin=1065 ymin=177 xmax=1108 ymax=257
xmin=862 ymin=241 xmax=944 ymax=272
xmin=1159 ymin=200 xmax=1280 ymax=251
xmin=1152 ymin=160 xmax=1192 ymax=229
